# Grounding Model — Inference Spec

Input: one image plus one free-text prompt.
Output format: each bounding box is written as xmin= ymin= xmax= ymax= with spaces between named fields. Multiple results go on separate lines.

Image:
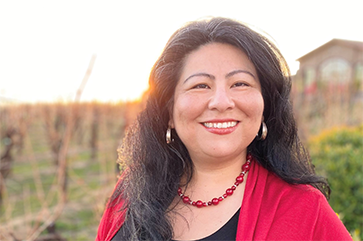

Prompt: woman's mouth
xmin=203 ymin=121 xmax=238 ymax=129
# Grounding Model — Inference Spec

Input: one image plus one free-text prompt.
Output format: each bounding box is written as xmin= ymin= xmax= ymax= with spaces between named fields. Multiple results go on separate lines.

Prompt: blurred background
xmin=0 ymin=0 xmax=362 ymax=240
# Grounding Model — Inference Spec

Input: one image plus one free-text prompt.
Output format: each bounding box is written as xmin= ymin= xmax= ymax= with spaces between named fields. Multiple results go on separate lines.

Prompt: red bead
xmin=178 ymin=188 xmax=182 ymax=195
xmin=218 ymin=197 xmax=223 ymax=201
xmin=223 ymin=194 xmax=228 ymax=198
xmin=208 ymin=201 xmax=212 ymax=206
xmin=183 ymin=196 xmax=190 ymax=204
xmin=196 ymin=200 xmax=203 ymax=208
xmin=242 ymin=163 xmax=250 ymax=171
xmin=236 ymin=175 xmax=244 ymax=183
xmin=203 ymin=202 xmax=208 ymax=207
xmin=192 ymin=201 xmax=196 ymax=206
xmin=247 ymin=153 xmax=252 ymax=160
xmin=234 ymin=182 xmax=240 ymax=186
xmin=226 ymin=188 xmax=233 ymax=196
xmin=231 ymin=186 xmax=236 ymax=190
xmin=212 ymin=198 xmax=219 ymax=205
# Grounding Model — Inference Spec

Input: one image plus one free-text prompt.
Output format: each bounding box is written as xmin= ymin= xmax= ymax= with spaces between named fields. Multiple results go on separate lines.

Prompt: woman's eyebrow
xmin=183 ymin=73 xmax=215 ymax=83
xmin=226 ymin=69 xmax=256 ymax=79
xmin=183 ymin=69 xmax=256 ymax=83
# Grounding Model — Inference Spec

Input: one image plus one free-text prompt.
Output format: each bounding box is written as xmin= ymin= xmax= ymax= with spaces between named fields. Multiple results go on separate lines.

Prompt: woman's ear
xmin=168 ymin=119 xmax=175 ymax=129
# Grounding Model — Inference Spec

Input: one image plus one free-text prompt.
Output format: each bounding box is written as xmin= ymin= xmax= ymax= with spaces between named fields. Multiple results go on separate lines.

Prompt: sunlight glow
xmin=1 ymin=0 xmax=362 ymax=103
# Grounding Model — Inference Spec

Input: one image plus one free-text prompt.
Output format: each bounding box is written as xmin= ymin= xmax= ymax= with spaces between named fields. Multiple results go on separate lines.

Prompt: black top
xmin=111 ymin=208 xmax=240 ymax=241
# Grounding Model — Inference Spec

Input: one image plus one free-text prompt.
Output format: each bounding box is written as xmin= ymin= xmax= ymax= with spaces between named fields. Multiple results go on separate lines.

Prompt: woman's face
xmin=170 ymin=43 xmax=264 ymax=163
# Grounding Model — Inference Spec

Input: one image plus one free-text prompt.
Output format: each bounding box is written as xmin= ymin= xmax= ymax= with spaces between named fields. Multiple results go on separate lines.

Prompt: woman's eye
xmin=232 ymin=82 xmax=248 ymax=88
xmin=193 ymin=84 xmax=210 ymax=89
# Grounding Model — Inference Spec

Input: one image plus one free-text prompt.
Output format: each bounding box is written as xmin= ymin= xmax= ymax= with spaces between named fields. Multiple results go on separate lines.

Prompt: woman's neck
xmin=189 ymin=149 xmax=248 ymax=173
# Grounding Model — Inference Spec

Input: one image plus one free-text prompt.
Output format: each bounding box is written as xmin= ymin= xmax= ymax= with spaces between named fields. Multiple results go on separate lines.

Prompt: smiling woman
xmin=170 ymin=43 xmax=263 ymax=166
xmin=96 ymin=17 xmax=352 ymax=241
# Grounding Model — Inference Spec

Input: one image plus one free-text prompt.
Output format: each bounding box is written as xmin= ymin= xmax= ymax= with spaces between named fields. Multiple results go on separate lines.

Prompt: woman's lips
xmin=203 ymin=121 xmax=238 ymax=128
xmin=201 ymin=120 xmax=239 ymax=135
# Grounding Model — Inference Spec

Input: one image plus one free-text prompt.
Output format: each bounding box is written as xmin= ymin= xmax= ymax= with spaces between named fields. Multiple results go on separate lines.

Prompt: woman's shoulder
xmin=259 ymin=167 xmax=352 ymax=240
xmin=257 ymin=168 xmax=325 ymax=217
xmin=251 ymin=161 xmax=324 ymax=205
xmin=264 ymin=172 xmax=327 ymax=218
xmin=96 ymin=175 xmax=127 ymax=241
xmin=266 ymin=169 xmax=324 ymax=202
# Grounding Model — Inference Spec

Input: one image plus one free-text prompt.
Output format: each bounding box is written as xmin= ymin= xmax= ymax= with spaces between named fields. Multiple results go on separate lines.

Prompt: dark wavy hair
xmin=110 ymin=17 xmax=329 ymax=240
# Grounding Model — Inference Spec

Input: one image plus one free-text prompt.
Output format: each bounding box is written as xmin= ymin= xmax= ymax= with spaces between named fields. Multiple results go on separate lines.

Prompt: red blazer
xmin=96 ymin=160 xmax=352 ymax=240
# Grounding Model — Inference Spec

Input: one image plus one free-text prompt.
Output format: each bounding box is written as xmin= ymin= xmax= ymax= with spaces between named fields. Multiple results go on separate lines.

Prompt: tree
xmin=309 ymin=125 xmax=363 ymax=239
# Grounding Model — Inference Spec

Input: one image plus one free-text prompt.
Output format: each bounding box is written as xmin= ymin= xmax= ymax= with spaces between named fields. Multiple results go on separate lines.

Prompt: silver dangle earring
xmin=166 ymin=127 xmax=173 ymax=144
xmin=256 ymin=122 xmax=268 ymax=141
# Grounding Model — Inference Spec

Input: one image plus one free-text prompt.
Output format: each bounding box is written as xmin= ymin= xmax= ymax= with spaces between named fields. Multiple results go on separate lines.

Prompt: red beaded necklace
xmin=177 ymin=154 xmax=252 ymax=208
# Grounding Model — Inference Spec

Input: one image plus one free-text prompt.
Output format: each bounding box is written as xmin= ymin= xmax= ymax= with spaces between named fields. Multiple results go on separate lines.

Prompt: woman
xmin=96 ymin=17 xmax=351 ymax=240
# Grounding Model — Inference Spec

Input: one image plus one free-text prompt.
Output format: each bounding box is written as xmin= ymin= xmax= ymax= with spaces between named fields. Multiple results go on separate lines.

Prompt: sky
xmin=1 ymin=0 xmax=363 ymax=103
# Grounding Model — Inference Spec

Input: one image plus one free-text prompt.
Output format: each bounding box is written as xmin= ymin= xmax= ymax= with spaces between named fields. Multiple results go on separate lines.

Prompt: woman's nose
xmin=208 ymin=86 xmax=235 ymax=112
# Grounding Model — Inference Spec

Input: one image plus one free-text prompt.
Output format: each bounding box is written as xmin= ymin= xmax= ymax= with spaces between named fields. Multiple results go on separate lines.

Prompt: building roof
xmin=297 ymin=38 xmax=363 ymax=61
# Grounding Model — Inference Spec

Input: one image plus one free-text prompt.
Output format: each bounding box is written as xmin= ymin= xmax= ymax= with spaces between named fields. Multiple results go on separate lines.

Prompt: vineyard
xmin=0 ymin=101 xmax=142 ymax=240
xmin=0 ymin=87 xmax=362 ymax=240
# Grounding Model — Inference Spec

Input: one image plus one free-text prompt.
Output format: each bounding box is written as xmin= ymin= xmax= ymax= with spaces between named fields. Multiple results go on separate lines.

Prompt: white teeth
xmin=203 ymin=121 xmax=237 ymax=129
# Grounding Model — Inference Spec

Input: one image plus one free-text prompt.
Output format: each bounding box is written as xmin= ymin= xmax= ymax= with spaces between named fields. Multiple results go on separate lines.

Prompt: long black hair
xmin=110 ymin=17 xmax=329 ymax=240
